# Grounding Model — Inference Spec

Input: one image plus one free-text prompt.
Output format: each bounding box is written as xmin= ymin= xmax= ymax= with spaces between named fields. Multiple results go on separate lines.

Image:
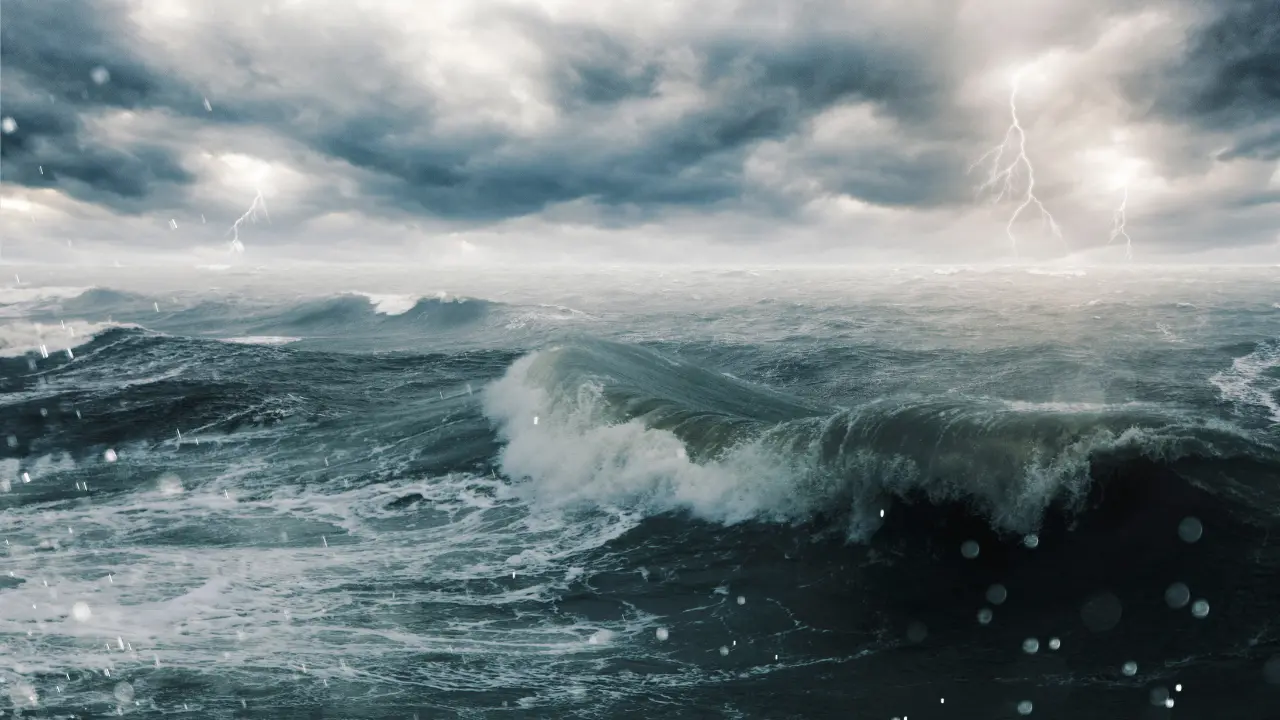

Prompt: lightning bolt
xmin=227 ymin=190 xmax=269 ymax=254
xmin=1109 ymin=186 xmax=1132 ymax=261
xmin=970 ymin=70 xmax=1062 ymax=259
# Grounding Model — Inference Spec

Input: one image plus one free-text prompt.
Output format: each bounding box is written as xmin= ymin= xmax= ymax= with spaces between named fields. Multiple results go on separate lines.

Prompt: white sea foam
xmin=349 ymin=291 xmax=422 ymax=316
xmin=1211 ymin=339 xmax=1280 ymax=423
xmin=0 ymin=320 xmax=124 ymax=358
xmin=217 ymin=335 xmax=302 ymax=346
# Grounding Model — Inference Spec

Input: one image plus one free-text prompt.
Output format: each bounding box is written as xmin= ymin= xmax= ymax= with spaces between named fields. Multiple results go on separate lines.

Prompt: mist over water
xmin=1 ymin=265 xmax=1278 ymax=718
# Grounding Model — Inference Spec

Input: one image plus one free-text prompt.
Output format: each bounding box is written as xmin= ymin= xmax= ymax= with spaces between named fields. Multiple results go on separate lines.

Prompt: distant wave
xmin=0 ymin=286 xmax=94 ymax=306
xmin=0 ymin=320 xmax=135 ymax=358
xmin=1026 ymin=268 xmax=1086 ymax=278
xmin=484 ymin=340 xmax=1279 ymax=541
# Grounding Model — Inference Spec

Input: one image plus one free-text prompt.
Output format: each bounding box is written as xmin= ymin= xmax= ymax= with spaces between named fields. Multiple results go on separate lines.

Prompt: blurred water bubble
xmin=8 ymin=679 xmax=38 ymax=708
xmin=71 ymin=601 xmax=92 ymax=622
xmin=113 ymin=682 xmax=134 ymax=703
xmin=907 ymin=622 xmax=928 ymax=643
xmin=1048 ymin=637 xmax=1061 ymax=650
xmin=655 ymin=627 xmax=669 ymax=641
xmin=1191 ymin=599 xmax=1210 ymax=619
xmin=1264 ymin=655 xmax=1280 ymax=685
xmin=1080 ymin=591 xmax=1123 ymax=632
xmin=1 ymin=117 xmax=17 ymax=134
xmin=960 ymin=540 xmax=980 ymax=559
xmin=104 ymin=448 xmax=118 ymax=462
xmin=90 ymin=66 xmax=111 ymax=85
xmin=718 ymin=645 xmax=729 ymax=656
xmin=1177 ymin=517 xmax=1203 ymax=544
xmin=22 ymin=471 xmax=31 ymax=483
xmin=1023 ymin=534 xmax=1039 ymax=549
xmin=1122 ymin=661 xmax=1138 ymax=677
xmin=737 ymin=595 xmax=746 ymax=606
xmin=1017 ymin=700 xmax=1034 ymax=715
xmin=157 ymin=474 xmax=184 ymax=496
xmin=977 ymin=608 xmax=993 ymax=625
xmin=1165 ymin=582 xmax=1191 ymax=609
xmin=986 ymin=584 xmax=1008 ymax=605
xmin=1149 ymin=687 xmax=1170 ymax=707
xmin=1175 ymin=684 xmax=1182 ymax=692
xmin=1022 ymin=637 xmax=1040 ymax=654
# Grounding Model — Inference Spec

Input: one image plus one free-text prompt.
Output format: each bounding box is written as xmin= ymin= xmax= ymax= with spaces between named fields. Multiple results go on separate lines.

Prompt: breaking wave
xmin=484 ymin=340 xmax=1279 ymax=541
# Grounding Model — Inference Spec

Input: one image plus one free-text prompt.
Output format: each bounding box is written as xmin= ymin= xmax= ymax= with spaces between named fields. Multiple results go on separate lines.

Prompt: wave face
xmin=1 ymin=266 xmax=1278 ymax=719
xmin=485 ymin=340 xmax=1279 ymax=539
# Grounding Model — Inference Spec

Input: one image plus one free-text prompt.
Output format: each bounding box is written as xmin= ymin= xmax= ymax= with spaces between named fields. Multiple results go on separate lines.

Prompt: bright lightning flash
xmin=227 ymin=190 xmax=269 ymax=254
xmin=1109 ymin=186 xmax=1132 ymax=260
xmin=970 ymin=70 xmax=1062 ymax=259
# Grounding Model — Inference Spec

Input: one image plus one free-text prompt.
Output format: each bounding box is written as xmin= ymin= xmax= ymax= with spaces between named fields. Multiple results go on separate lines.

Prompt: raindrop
xmin=1017 ymin=700 xmax=1033 ymax=715
xmin=985 ymin=584 xmax=1008 ymax=605
xmin=655 ymin=627 xmax=669 ymax=641
xmin=1022 ymin=637 xmax=1040 ymax=654
xmin=90 ymin=66 xmax=111 ymax=84
xmin=960 ymin=540 xmax=980 ymax=559
xmin=1191 ymin=599 xmax=1210 ymax=619
xmin=1177 ymin=517 xmax=1203 ymax=544
xmin=1122 ymin=661 xmax=1138 ymax=677
xmin=1164 ymin=582 xmax=1191 ymax=609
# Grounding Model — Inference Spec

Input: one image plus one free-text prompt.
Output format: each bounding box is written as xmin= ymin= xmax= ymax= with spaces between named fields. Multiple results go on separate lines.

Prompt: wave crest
xmin=484 ymin=341 xmax=1277 ymax=540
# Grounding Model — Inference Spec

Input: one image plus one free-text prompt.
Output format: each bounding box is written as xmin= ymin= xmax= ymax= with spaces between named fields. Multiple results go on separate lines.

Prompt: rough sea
xmin=1 ymin=264 xmax=1278 ymax=719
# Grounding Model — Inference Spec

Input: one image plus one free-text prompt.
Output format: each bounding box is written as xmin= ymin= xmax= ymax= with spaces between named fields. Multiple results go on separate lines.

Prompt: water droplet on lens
xmin=1149 ymin=687 xmax=1170 ymax=706
xmin=1164 ymin=582 xmax=1191 ymax=609
xmin=655 ymin=627 xmax=669 ymax=641
xmin=90 ymin=66 xmax=111 ymax=85
xmin=1264 ymin=655 xmax=1280 ymax=685
xmin=1017 ymin=700 xmax=1034 ymax=715
xmin=736 ymin=595 xmax=746 ymax=605
xmin=977 ymin=608 xmax=993 ymax=625
xmin=907 ymin=622 xmax=928 ymax=643
xmin=1023 ymin=534 xmax=1039 ymax=548
xmin=113 ymin=682 xmax=134 ymax=703
xmin=104 ymin=449 xmax=117 ymax=462
xmin=719 ymin=645 xmax=729 ymax=656
xmin=1122 ymin=661 xmax=1138 ymax=676
xmin=961 ymin=540 xmax=980 ymax=559
xmin=1022 ymin=637 xmax=1040 ymax=654
xmin=985 ymin=583 xmax=1007 ymax=605
xmin=71 ymin=601 xmax=92 ymax=622
xmin=1048 ymin=637 xmax=1060 ymax=650
xmin=1191 ymin=599 xmax=1210 ymax=619
xmin=1177 ymin=517 xmax=1203 ymax=543
xmin=1080 ymin=591 xmax=1123 ymax=632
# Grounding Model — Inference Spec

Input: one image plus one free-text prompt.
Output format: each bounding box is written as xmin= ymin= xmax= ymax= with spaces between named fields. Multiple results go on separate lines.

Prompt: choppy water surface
xmin=2 ymin=265 xmax=1278 ymax=718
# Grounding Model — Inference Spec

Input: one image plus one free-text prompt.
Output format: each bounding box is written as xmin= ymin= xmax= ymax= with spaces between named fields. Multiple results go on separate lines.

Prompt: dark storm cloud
xmin=2 ymin=0 xmax=966 ymax=224
xmin=1133 ymin=0 xmax=1280 ymax=159
xmin=0 ymin=0 xmax=200 ymax=210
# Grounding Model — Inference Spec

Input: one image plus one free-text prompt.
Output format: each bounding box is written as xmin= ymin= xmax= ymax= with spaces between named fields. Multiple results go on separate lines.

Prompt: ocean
xmin=1 ymin=264 xmax=1278 ymax=719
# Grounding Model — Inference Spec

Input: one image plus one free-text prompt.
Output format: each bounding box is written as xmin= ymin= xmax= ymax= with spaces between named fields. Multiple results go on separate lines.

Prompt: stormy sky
xmin=1 ymin=0 xmax=1277 ymax=265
